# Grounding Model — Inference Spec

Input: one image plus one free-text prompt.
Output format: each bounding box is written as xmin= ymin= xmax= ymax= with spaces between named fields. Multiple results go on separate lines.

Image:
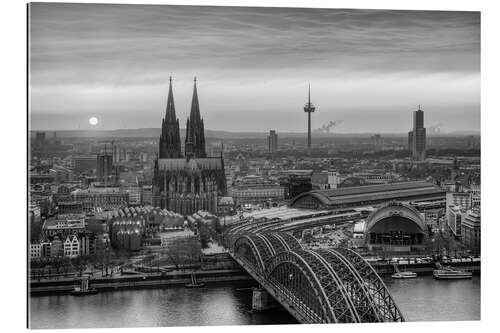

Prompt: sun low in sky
xmin=89 ymin=117 xmax=98 ymax=126
xmin=28 ymin=4 xmax=480 ymax=133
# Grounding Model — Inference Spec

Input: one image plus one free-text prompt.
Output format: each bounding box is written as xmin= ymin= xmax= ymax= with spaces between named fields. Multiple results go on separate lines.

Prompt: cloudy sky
xmin=29 ymin=3 xmax=480 ymax=133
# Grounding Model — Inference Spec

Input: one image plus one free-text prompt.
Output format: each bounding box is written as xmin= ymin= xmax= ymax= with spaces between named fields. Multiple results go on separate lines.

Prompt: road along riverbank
xmin=30 ymin=254 xmax=480 ymax=295
xmin=30 ymin=268 xmax=253 ymax=294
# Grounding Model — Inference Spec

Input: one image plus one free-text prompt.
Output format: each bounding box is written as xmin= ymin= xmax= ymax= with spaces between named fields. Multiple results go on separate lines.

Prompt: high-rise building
xmin=268 ymin=130 xmax=278 ymax=153
xmin=35 ymin=132 xmax=46 ymax=145
xmin=152 ymin=77 xmax=227 ymax=215
xmin=31 ymin=132 xmax=46 ymax=157
xmin=372 ymin=134 xmax=382 ymax=151
xmin=408 ymin=106 xmax=426 ymax=160
xmin=112 ymin=142 xmax=121 ymax=163
xmin=303 ymin=84 xmax=316 ymax=150
xmin=97 ymin=152 xmax=113 ymax=185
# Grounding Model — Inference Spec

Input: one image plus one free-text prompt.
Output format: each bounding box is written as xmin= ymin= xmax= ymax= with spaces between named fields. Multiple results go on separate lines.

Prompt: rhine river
xmin=30 ymin=276 xmax=480 ymax=329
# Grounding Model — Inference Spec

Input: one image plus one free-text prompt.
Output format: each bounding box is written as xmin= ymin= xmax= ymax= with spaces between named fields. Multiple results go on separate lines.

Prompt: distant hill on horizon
xmin=29 ymin=128 xmax=481 ymax=139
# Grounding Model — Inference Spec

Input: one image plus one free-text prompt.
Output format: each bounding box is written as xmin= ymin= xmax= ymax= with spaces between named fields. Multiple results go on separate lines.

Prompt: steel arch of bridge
xmin=234 ymin=234 xmax=272 ymax=273
xmin=333 ymin=247 xmax=405 ymax=322
xmin=230 ymin=232 xmax=405 ymax=324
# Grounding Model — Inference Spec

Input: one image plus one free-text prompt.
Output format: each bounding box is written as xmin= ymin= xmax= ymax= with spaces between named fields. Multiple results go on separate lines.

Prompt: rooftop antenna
xmin=308 ymin=84 xmax=311 ymax=104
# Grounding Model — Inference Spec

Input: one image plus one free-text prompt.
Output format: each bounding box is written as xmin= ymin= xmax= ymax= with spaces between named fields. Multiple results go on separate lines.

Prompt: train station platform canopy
xmin=289 ymin=181 xmax=445 ymax=210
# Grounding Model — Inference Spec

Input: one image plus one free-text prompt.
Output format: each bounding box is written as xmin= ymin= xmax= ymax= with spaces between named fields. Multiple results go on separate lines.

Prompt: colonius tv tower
xmin=304 ymin=84 xmax=316 ymax=149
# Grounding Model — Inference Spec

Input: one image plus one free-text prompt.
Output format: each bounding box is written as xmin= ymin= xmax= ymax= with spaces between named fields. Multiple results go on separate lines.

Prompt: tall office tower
xmin=159 ymin=77 xmax=182 ymax=158
xmin=184 ymin=77 xmax=207 ymax=158
xmin=303 ymin=84 xmax=316 ymax=149
xmin=408 ymin=106 xmax=426 ymax=160
xmin=97 ymin=150 xmax=113 ymax=185
xmin=35 ymin=131 xmax=46 ymax=143
xmin=268 ymin=130 xmax=278 ymax=153
xmin=112 ymin=142 xmax=120 ymax=163
xmin=372 ymin=134 xmax=382 ymax=151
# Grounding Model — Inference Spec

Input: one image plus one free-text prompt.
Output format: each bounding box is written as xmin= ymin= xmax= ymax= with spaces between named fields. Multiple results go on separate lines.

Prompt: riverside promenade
xmin=30 ymin=268 xmax=253 ymax=294
xmin=30 ymin=251 xmax=480 ymax=295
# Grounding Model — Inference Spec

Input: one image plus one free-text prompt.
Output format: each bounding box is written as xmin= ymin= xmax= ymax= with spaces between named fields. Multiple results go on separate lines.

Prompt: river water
xmin=30 ymin=276 xmax=480 ymax=329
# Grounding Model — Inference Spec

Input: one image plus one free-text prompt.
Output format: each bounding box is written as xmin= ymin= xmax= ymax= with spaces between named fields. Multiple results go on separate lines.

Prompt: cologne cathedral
xmin=152 ymin=77 xmax=227 ymax=215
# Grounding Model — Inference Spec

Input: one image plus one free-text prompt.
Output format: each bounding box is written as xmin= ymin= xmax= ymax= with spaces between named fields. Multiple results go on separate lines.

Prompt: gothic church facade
xmin=152 ymin=78 xmax=227 ymax=215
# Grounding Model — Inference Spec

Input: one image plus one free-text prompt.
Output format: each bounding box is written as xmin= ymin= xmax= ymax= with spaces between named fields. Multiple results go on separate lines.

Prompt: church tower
xmin=185 ymin=77 xmax=207 ymax=158
xmin=153 ymin=76 xmax=226 ymax=214
xmin=159 ymin=77 xmax=182 ymax=158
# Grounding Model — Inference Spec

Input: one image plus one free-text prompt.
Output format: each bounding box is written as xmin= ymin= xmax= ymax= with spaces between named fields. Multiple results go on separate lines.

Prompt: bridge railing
xmin=228 ymin=230 xmax=405 ymax=324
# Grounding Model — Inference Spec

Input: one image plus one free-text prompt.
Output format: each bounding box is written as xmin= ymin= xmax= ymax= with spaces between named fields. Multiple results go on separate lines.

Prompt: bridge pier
xmin=252 ymin=287 xmax=271 ymax=311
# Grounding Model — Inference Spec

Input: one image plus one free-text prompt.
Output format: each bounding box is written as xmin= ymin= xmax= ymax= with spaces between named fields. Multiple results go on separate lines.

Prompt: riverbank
xmin=30 ymin=268 xmax=253 ymax=295
xmin=30 ymin=276 xmax=480 ymax=329
xmin=30 ymin=254 xmax=480 ymax=295
xmin=371 ymin=261 xmax=481 ymax=275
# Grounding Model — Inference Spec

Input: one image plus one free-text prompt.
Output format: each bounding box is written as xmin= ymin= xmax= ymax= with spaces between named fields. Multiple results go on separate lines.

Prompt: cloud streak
xmin=29 ymin=3 xmax=480 ymax=132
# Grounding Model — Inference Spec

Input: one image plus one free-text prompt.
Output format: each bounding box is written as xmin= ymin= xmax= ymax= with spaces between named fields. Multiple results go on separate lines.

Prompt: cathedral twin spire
xmin=159 ymin=77 xmax=206 ymax=159
xmin=185 ymin=77 xmax=206 ymax=158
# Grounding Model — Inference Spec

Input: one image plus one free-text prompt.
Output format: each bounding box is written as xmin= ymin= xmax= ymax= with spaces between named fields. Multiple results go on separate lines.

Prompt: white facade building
xmin=64 ymin=235 xmax=80 ymax=257
xmin=447 ymin=205 xmax=464 ymax=237
xmin=446 ymin=192 xmax=472 ymax=211
xmin=327 ymin=170 xmax=342 ymax=189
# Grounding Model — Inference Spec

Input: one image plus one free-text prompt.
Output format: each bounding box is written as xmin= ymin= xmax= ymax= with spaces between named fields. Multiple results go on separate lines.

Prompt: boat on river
xmin=391 ymin=263 xmax=417 ymax=279
xmin=392 ymin=271 xmax=417 ymax=279
xmin=71 ymin=278 xmax=99 ymax=296
xmin=433 ymin=266 xmax=472 ymax=279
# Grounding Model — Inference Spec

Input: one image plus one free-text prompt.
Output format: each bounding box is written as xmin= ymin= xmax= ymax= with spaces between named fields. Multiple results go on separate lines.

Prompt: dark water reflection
xmin=30 ymin=283 xmax=297 ymax=329
xmin=30 ymin=276 xmax=480 ymax=329
xmin=382 ymin=275 xmax=480 ymax=322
